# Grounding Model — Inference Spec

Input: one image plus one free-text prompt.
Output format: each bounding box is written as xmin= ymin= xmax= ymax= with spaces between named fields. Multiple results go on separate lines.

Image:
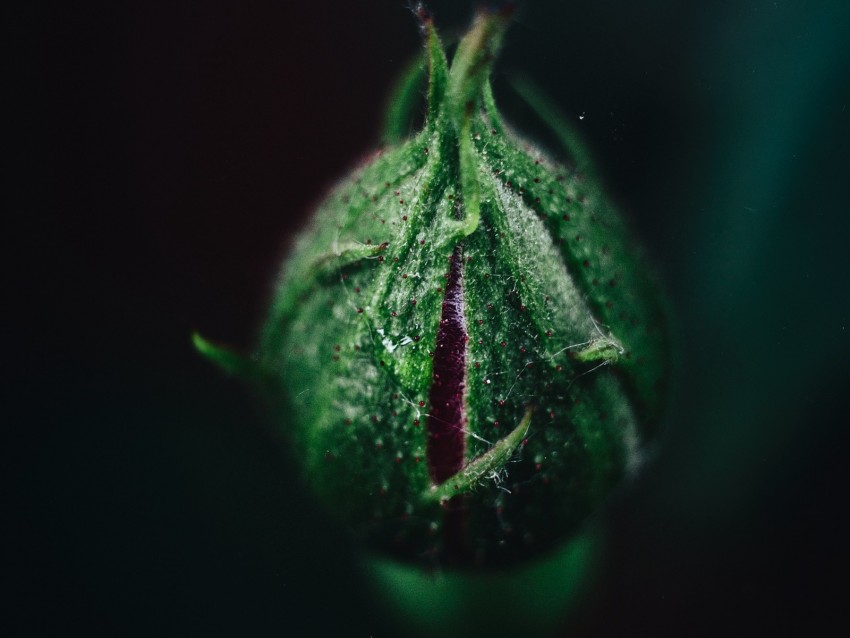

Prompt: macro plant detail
xmin=197 ymin=6 xmax=670 ymax=568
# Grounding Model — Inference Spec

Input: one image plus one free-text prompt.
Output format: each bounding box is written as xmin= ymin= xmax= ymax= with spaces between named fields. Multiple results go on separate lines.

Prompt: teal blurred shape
xmin=667 ymin=0 xmax=850 ymax=526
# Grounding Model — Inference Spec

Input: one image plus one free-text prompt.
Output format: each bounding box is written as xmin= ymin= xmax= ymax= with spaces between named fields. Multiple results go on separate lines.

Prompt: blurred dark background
xmin=8 ymin=0 xmax=850 ymax=635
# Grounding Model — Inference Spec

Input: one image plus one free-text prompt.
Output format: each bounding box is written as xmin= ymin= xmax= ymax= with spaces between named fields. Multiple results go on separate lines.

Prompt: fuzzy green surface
xmin=259 ymin=15 xmax=669 ymax=567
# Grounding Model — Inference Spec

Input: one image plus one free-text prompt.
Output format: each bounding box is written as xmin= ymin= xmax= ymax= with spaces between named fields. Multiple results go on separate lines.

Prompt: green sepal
xmin=423 ymin=18 xmax=449 ymax=126
xmin=307 ymin=241 xmax=390 ymax=280
xmin=441 ymin=9 xmax=510 ymax=237
xmin=481 ymin=80 xmax=505 ymax=134
xmin=455 ymin=119 xmax=481 ymax=233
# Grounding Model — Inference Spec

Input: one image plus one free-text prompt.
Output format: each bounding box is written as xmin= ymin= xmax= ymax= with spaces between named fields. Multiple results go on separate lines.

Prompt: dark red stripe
xmin=426 ymin=245 xmax=467 ymax=484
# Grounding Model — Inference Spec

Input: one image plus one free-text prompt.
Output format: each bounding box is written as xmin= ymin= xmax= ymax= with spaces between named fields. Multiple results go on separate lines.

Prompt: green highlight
xmin=365 ymin=530 xmax=600 ymax=638
xmin=192 ymin=333 xmax=267 ymax=384
xmin=381 ymin=54 xmax=426 ymax=146
xmin=509 ymin=75 xmax=597 ymax=179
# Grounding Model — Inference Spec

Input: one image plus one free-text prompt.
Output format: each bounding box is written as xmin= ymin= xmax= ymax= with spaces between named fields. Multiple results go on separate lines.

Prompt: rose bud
xmin=196 ymin=6 xmax=670 ymax=568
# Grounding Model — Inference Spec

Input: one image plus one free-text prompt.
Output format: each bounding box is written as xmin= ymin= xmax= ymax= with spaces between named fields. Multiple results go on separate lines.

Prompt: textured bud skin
xmin=258 ymin=13 xmax=668 ymax=567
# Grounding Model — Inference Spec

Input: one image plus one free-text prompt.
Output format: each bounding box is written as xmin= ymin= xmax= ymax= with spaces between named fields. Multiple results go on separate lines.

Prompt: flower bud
xmin=200 ymin=8 xmax=670 ymax=568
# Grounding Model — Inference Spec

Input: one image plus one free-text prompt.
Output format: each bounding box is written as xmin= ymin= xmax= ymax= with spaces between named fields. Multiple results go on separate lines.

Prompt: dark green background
xmin=9 ymin=1 xmax=849 ymax=635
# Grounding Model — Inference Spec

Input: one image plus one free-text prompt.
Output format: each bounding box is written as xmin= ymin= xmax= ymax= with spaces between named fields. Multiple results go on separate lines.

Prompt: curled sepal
xmin=446 ymin=9 xmax=511 ymax=242
xmin=424 ymin=409 xmax=531 ymax=504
